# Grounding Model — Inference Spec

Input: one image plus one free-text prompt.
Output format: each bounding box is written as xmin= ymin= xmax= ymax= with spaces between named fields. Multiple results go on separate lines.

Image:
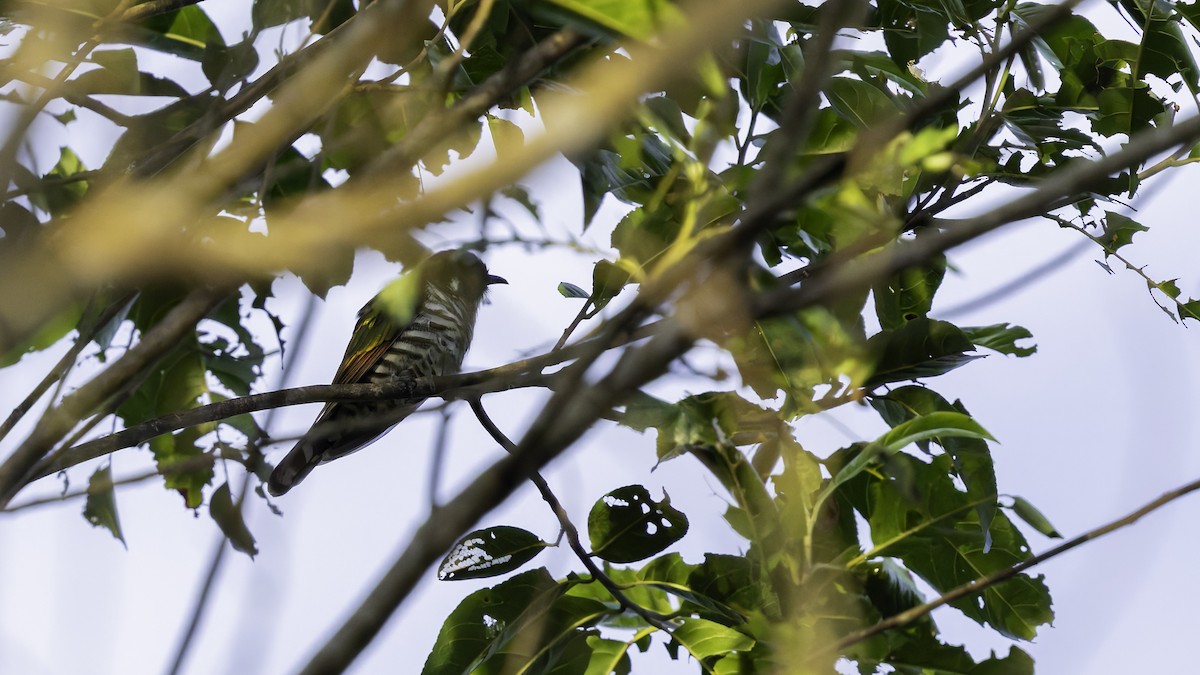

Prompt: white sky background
xmin=2 ymin=2 xmax=1200 ymax=673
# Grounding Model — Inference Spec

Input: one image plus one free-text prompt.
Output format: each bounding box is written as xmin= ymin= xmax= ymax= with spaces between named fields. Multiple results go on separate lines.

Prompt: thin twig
xmin=165 ymin=536 xmax=228 ymax=675
xmin=0 ymin=288 xmax=227 ymax=507
xmin=165 ymin=292 xmax=318 ymax=675
xmin=468 ymin=397 xmax=673 ymax=631
xmin=0 ymin=293 xmax=132 ymax=443
xmin=835 ymin=475 xmax=1200 ymax=651
xmin=1 ymin=454 xmax=215 ymax=513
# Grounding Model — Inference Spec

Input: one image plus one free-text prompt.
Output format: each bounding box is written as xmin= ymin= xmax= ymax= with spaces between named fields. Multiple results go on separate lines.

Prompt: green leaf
xmin=209 ymin=482 xmax=257 ymax=558
xmin=685 ymin=554 xmax=770 ymax=619
xmin=591 ymin=260 xmax=631 ymax=310
xmin=842 ymin=453 xmax=1054 ymax=640
xmin=588 ymin=485 xmax=688 ymax=563
xmin=826 ymin=411 xmax=995 ymax=501
xmin=865 ymin=318 xmax=982 ymax=389
xmin=487 ymin=114 xmax=525 ymax=158
xmin=671 ymin=618 xmax=754 ymax=661
xmin=0 ymin=302 xmax=84 ymax=367
xmin=961 ymin=323 xmax=1037 ymax=357
xmin=873 ymin=256 xmax=947 ymax=330
xmin=32 ymin=147 xmax=90 ymax=216
xmin=1099 ymin=211 xmax=1148 ymax=255
xmin=876 ymin=411 xmax=996 ymax=450
xmin=583 ymin=636 xmax=633 ymax=675
xmin=439 ymin=526 xmax=551 ymax=581
xmin=1008 ymin=496 xmax=1062 ymax=538
xmin=558 ymin=282 xmax=590 ymax=299
xmin=422 ymin=568 xmax=607 ymax=675
xmin=133 ymin=5 xmax=226 ymax=60
xmin=825 ymin=77 xmax=901 ymax=128
xmin=870 ymin=386 xmax=999 ymax=549
xmin=536 ymin=0 xmax=681 ymax=39
xmin=83 ymin=464 xmax=125 ymax=548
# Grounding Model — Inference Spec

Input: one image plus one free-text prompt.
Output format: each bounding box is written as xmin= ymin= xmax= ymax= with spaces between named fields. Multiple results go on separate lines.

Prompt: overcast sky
xmin=2 ymin=3 xmax=1200 ymax=673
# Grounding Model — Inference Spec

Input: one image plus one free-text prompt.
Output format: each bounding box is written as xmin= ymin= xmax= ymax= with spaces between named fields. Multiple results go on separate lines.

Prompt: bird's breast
xmin=370 ymin=288 xmax=477 ymax=383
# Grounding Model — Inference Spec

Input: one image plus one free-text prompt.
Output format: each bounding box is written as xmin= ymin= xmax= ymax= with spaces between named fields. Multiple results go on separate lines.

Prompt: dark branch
xmin=30 ymin=368 xmax=548 ymax=482
xmin=469 ymin=398 xmax=674 ymax=631
xmin=121 ymin=0 xmax=203 ymax=22
xmin=835 ymin=474 xmax=1200 ymax=651
xmin=0 ymin=289 xmax=227 ymax=508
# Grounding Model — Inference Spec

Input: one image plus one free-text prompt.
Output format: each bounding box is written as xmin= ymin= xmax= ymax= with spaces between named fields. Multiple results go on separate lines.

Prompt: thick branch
xmin=121 ymin=0 xmax=202 ymax=21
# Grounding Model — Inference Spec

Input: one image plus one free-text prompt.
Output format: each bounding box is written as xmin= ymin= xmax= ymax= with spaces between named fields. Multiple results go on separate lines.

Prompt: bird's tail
xmin=267 ymin=438 xmax=323 ymax=497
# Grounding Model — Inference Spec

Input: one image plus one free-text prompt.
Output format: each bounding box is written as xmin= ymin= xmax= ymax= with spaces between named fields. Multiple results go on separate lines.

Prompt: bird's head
xmin=421 ymin=249 xmax=507 ymax=301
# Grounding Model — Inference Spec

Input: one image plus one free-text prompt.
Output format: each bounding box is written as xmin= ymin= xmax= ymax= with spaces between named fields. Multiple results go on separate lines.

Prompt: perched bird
xmin=268 ymin=250 xmax=506 ymax=496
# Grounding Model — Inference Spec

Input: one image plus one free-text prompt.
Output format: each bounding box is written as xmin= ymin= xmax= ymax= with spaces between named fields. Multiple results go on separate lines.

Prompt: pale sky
xmin=2 ymin=3 xmax=1200 ymax=673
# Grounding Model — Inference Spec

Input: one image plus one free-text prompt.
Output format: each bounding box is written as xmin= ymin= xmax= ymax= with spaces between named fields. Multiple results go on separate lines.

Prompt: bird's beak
xmin=487 ymin=274 xmax=508 ymax=286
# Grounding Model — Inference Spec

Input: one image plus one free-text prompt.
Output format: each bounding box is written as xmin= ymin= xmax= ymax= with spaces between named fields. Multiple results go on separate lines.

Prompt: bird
xmin=267 ymin=250 xmax=506 ymax=496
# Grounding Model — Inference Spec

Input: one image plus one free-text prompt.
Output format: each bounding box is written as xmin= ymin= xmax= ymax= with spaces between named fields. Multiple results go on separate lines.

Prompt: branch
xmin=469 ymin=398 xmax=673 ymax=632
xmin=759 ymin=112 xmax=1200 ymax=317
xmin=0 ymin=288 xmax=227 ymax=507
xmin=0 ymin=454 xmax=214 ymax=513
xmin=120 ymin=0 xmax=201 ymax=21
xmin=0 ymin=294 xmax=131 ymax=444
xmin=164 ymin=293 xmax=317 ymax=675
xmin=30 ymin=368 xmax=549 ymax=482
xmin=835 ymin=475 xmax=1200 ymax=651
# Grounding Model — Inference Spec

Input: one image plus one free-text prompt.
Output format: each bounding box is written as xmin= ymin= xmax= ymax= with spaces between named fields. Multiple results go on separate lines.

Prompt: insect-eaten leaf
xmin=439 ymin=525 xmax=550 ymax=581
xmin=589 ymin=485 xmax=688 ymax=563
xmin=962 ymin=323 xmax=1037 ymax=357
xmin=83 ymin=464 xmax=126 ymax=548
xmin=209 ymin=482 xmax=258 ymax=558
xmin=557 ymin=281 xmax=590 ymax=299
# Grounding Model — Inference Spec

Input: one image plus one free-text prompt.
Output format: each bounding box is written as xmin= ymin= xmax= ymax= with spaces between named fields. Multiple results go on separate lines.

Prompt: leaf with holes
xmin=589 ymin=485 xmax=688 ymax=563
xmin=439 ymin=526 xmax=551 ymax=581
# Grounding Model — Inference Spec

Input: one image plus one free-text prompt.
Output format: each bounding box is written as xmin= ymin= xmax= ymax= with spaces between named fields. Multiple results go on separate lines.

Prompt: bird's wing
xmin=330 ymin=304 xmax=406 ymax=385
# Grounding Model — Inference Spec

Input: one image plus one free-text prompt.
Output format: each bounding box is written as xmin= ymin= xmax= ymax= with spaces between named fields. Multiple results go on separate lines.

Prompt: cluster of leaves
xmin=2 ymin=0 xmax=1200 ymax=671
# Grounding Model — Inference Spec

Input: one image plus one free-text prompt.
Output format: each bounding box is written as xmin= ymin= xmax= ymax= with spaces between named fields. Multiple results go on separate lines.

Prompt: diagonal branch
xmin=835 ymin=474 xmax=1200 ymax=651
xmin=468 ymin=397 xmax=673 ymax=631
xmin=0 ymin=288 xmax=227 ymax=507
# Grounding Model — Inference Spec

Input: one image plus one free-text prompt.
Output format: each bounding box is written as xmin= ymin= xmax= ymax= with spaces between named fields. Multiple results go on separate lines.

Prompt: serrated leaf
xmin=439 ymin=526 xmax=550 ymax=581
xmin=1100 ymin=211 xmax=1148 ymax=255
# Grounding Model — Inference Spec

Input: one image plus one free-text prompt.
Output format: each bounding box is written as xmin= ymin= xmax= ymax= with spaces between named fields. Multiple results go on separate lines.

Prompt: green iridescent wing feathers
xmin=331 ymin=270 xmax=425 ymax=387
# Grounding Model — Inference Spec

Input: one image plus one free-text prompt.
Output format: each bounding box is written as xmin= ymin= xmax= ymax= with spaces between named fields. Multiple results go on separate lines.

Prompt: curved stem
xmin=468 ymin=397 xmax=673 ymax=631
